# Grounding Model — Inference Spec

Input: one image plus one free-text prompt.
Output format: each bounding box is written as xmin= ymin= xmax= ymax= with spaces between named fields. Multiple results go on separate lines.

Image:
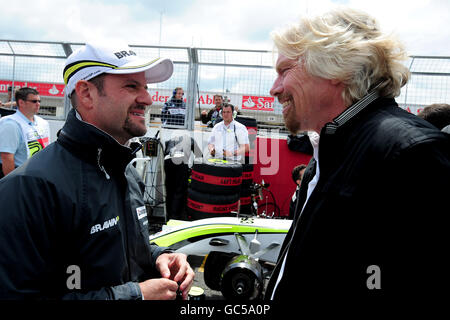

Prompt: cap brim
xmin=105 ymin=57 xmax=173 ymax=83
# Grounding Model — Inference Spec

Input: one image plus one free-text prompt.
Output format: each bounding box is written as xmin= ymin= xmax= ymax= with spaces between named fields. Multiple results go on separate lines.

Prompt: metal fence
xmin=1 ymin=40 xmax=449 ymax=130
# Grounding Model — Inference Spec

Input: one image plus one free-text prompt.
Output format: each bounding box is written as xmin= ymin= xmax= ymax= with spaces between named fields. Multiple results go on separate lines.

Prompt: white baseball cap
xmin=63 ymin=42 xmax=173 ymax=96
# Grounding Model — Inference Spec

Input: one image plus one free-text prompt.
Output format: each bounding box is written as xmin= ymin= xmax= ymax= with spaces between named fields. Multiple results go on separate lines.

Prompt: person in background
xmin=208 ymin=103 xmax=249 ymax=162
xmin=0 ymin=42 xmax=194 ymax=300
xmin=0 ymin=87 xmax=49 ymax=178
xmin=161 ymin=87 xmax=186 ymax=126
xmin=0 ymin=86 xmax=17 ymax=109
xmin=288 ymin=164 xmax=306 ymax=220
xmin=265 ymin=7 xmax=450 ymax=302
xmin=417 ymin=103 xmax=450 ymax=130
xmin=201 ymin=94 xmax=224 ymax=127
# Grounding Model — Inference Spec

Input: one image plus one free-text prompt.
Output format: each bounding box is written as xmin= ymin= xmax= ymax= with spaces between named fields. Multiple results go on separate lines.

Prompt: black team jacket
xmin=0 ymin=109 xmax=167 ymax=299
xmin=265 ymin=93 xmax=450 ymax=304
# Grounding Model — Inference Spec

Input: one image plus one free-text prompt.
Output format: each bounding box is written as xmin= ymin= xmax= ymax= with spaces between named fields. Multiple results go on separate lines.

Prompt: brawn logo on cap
xmin=63 ymin=42 xmax=173 ymax=97
xmin=114 ymin=50 xmax=137 ymax=59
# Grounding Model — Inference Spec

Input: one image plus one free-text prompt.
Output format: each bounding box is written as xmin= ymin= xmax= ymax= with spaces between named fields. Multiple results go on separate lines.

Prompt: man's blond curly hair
xmin=271 ymin=7 xmax=410 ymax=106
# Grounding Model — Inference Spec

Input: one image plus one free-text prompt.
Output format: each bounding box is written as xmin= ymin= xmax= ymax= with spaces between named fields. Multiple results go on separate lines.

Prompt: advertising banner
xmin=241 ymin=95 xmax=274 ymax=111
xmin=0 ymin=80 xmax=65 ymax=97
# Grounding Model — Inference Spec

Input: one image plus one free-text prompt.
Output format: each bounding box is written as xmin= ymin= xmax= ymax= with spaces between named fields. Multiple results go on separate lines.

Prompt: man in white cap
xmin=0 ymin=42 xmax=194 ymax=300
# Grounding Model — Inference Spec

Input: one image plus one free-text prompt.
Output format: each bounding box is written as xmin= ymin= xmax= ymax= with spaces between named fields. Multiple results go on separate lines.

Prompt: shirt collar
xmin=16 ymin=109 xmax=35 ymax=125
xmin=73 ymin=109 xmax=128 ymax=146
xmin=223 ymin=120 xmax=234 ymax=129
xmin=323 ymin=83 xmax=381 ymax=135
xmin=308 ymin=131 xmax=320 ymax=163
xmin=75 ymin=109 xmax=84 ymax=120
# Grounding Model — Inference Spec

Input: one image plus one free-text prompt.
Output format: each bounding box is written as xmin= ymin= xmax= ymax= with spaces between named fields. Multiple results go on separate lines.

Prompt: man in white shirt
xmin=208 ymin=103 xmax=249 ymax=162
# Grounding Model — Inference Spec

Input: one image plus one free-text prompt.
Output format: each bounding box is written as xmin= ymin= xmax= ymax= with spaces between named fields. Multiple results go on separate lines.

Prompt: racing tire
xmin=241 ymin=163 xmax=254 ymax=187
xmin=187 ymin=187 xmax=240 ymax=220
xmin=204 ymin=251 xmax=236 ymax=291
xmin=239 ymin=187 xmax=253 ymax=215
xmin=190 ymin=160 xmax=243 ymax=195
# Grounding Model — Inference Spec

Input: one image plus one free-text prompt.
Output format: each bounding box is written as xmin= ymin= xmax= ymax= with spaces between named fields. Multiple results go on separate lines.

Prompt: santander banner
xmin=241 ymin=95 xmax=274 ymax=111
xmin=0 ymin=80 xmax=65 ymax=97
xmin=1 ymin=80 xmax=425 ymax=116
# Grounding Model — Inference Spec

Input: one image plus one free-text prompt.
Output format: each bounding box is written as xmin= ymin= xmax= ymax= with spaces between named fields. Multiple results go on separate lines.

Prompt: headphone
xmin=173 ymin=88 xmax=184 ymax=97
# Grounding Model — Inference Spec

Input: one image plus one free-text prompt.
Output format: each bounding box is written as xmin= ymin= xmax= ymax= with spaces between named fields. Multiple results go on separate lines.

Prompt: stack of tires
xmin=239 ymin=164 xmax=254 ymax=215
xmin=235 ymin=116 xmax=257 ymax=215
xmin=187 ymin=159 xmax=243 ymax=220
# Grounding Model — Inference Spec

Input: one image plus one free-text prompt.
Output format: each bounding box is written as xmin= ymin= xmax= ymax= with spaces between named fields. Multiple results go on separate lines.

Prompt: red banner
xmin=0 ymin=80 xmax=65 ymax=97
xmin=241 ymin=95 xmax=274 ymax=111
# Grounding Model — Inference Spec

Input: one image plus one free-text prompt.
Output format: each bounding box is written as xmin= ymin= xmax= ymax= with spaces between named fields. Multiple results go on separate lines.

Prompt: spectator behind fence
xmin=265 ymin=7 xmax=450 ymax=302
xmin=0 ymin=87 xmax=50 ymax=178
xmin=201 ymin=94 xmax=224 ymax=127
xmin=0 ymin=86 xmax=17 ymax=109
xmin=161 ymin=87 xmax=186 ymax=126
xmin=288 ymin=164 xmax=306 ymax=220
xmin=0 ymin=42 xmax=194 ymax=300
xmin=417 ymin=103 xmax=450 ymax=130
xmin=208 ymin=103 xmax=249 ymax=162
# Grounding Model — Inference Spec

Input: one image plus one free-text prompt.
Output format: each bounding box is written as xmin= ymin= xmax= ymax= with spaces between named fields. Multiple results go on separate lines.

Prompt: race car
xmin=150 ymin=216 xmax=291 ymax=300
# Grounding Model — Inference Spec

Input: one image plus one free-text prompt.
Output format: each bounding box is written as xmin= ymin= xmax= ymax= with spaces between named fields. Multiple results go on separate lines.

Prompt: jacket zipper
xmin=97 ymin=148 xmax=110 ymax=180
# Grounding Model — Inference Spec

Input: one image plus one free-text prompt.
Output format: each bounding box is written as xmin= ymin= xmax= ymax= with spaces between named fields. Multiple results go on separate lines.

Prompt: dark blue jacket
xmin=161 ymin=97 xmax=186 ymax=126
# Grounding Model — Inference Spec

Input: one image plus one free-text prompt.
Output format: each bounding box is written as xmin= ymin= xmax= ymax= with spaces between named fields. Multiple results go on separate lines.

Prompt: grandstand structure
xmin=1 ymin=39 xmax=449 ymax=132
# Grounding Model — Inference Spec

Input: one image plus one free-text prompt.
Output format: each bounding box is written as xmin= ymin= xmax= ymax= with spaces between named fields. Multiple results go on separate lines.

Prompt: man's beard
xmin=123 ymin=115 xmax=147 ymax=138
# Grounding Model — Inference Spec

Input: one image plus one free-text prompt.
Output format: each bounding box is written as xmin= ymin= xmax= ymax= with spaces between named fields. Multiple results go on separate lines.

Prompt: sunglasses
xmin=26 ymin=99 xmax=41 ymax=103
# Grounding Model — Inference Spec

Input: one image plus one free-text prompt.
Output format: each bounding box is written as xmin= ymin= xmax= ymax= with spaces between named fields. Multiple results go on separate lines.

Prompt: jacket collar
xmin=57 ymin=109 xmax=140 ymax=178
xmin=322 ymin=83 xmax=381 ymax=135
